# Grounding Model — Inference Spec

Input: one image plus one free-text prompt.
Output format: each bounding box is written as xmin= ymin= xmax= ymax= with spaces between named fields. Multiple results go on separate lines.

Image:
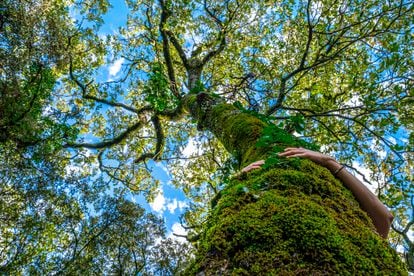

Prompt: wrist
xmin=324 ymin=159 xmax=342 ymax=173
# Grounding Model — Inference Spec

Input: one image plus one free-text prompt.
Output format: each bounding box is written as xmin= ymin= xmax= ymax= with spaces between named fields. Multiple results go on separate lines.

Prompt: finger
xmin=284 ymin=153 xmax=307 ymax=158
xmin=278 ymin=149 xmax=303 ymax=156
xmin=241 ymin=160 xmax=265 ymax=172
xmin=284 ymin=147 xmax=309 ymax=154
xmin=242 ymin=165 xmax=261 ymax=172
xmin=283 ymin=147 xmax=306 ymax=154
xmin=278 ymin=151 xmax=307 ymax=158
xmin=248 ymin=161 xmax=265 ymax=167
xmin=283 ymin=147 xmax=300 ymax=151
xmin=247 ymin=160 xmax=265 ymax=166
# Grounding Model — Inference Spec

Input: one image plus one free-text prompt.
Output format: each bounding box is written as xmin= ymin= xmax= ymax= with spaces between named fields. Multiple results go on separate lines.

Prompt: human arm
xmin=241 ymin=148 xmax=394 ymax=238
xmin=277 ymin=147 xmax=394 ymax=238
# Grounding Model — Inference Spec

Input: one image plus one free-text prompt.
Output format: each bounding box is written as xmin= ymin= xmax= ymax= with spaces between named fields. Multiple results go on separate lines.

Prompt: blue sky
xmin=100 ymin=0 xmax=128 ymax=35
xmin=141 ymin=161 xmax=189 ymax=237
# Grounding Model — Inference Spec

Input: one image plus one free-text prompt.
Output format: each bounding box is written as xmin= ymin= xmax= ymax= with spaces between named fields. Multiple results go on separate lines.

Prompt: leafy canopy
xmin=1 ymin=0 xmax=413 ymax=272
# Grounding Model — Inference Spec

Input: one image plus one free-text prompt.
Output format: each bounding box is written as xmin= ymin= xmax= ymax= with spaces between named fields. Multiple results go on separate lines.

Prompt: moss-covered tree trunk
xmin=183 ymin=93 xmax=406 ymax=275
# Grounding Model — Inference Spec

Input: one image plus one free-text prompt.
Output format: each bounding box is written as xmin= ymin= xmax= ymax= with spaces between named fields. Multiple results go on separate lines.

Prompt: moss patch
xmin=185 ymin=160 xmax=407 ymax=275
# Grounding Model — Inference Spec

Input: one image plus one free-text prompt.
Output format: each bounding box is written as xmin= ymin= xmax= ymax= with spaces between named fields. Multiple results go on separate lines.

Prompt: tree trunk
xmin=183 ymin=93 xmax=407 ymax=275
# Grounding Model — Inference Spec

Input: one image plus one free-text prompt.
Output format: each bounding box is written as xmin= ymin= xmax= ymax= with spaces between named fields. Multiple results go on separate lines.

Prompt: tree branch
xmin=201 ymin=30 xmax=226 ymax=66
xmin=69 ymin=56 xmax=143 ymax=114
xmin=65 ymin=121 xmax=144 ymax=149
xmin=300 ymin=0 xmax=314 ymax=70
xmin=343 ymin=164 xmax=375 ymax=186
xmin=203 ymin=0 xmax=223 ymax=27
xmin=134 ymin=115 xmax=165 ymax=163
xmin=158 ymin=0 xmax=180 ymax=98
xmin=276 ymin=106 xmax=403 ymax=159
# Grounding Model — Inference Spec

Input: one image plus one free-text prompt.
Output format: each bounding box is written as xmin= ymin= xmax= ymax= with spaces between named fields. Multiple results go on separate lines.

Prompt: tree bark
xmin=183 ymin=93 xmax=407 ymax=275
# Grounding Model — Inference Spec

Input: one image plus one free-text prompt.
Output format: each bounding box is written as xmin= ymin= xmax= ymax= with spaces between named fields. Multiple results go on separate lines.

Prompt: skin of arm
xmin=242 ymin=147 xmax=394 ymax=239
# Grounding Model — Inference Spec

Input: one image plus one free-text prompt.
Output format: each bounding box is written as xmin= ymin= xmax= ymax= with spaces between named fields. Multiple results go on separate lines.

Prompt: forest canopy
xmin=0 ymin=0 xmax=413 ymax=273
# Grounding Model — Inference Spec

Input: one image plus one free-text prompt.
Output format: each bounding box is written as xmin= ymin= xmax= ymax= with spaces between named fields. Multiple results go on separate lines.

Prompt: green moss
xmin=182 ymin=94 xmax=198 ymax=113
xmin=185 ymin=161 xmax=407 ymax=275
xmin=205 ymin=102 xmax=269 ymax=166
xmin=183 ymin=93 xmax=269 ymax=166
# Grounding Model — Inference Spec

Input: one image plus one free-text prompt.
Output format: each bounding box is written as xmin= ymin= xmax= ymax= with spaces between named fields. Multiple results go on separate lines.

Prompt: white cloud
xmin=396 ymin=244 xmax=405 ymax=253
xmin=247 ymin=7 xmax=259 ymax=24
xmin=149 ymin=188 xmax=188 ymax=214
xmin=344 ymin=94 xmax=362 ymax=107
xmin=370 ymin=144 xmax=386 ymax=159
xmin=172 ymin=222 xmax=187 ymax=235
xmin=182 ymin=138 xmax=199 ymax=157
xmin=167 ymin=199 xmax=178 ymax=214
xmin=108 ymin=58 xmax=124 ymax=76
xmin=166 ymin=198 xmax=189 ymax=214
xmin=42 ymin=105 xmax=54 ymax=116
xmin=310 ymin=1 xmax=323 ymax=19
xmin=122 ymin=144 xmax=129 ymax=155
xmin=65 ymin=164 xmax=82 ymax=175
xmin=167 ymin=222 xmax=188 ymax=241
xmin=129 ymin=195 xmax=136 ymax=204
xmin=320 ymin=145 xmax=329 ymax=152
xmin=177 ymin=137 xmax=207 ymax=178
xmin=178 ymin=200 xmax=188 ymax=210
xmin=408 ymin=229 xmax=414 ymax=241
xmin=395 ymin=229 xmax=414 ymax=254
xmin=149 ymin=189 xmax=166 ymax=213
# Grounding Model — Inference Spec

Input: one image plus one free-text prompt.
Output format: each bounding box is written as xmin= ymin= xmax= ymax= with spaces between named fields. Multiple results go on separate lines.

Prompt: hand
xmin=241 ymin=160 xmax=265 ymax=173
xmin=277 ymin=147 xmax=339 ymax=169
xmin=241 ymin=148 xmax=339 ymax=173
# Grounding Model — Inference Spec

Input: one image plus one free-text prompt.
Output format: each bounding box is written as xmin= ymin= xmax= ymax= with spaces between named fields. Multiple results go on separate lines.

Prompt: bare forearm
xmin=325 ymin=160 xmax=393 ymax=238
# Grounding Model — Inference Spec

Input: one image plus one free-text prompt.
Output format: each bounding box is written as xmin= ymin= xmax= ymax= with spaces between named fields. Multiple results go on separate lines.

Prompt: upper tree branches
xmin=266 ymin=0 xmax=413 ymax=115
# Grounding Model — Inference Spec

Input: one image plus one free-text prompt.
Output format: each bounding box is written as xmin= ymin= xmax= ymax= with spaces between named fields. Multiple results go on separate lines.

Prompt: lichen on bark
xmin=183 ymin=93 xmax=407 ymax=275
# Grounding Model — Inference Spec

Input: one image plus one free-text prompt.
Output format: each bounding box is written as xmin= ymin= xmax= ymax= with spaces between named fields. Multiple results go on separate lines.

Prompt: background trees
xmin=1 ymin=0 xmax=190 ymax=273
xmin=1 ymin=0 xmax=413 ymax=273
